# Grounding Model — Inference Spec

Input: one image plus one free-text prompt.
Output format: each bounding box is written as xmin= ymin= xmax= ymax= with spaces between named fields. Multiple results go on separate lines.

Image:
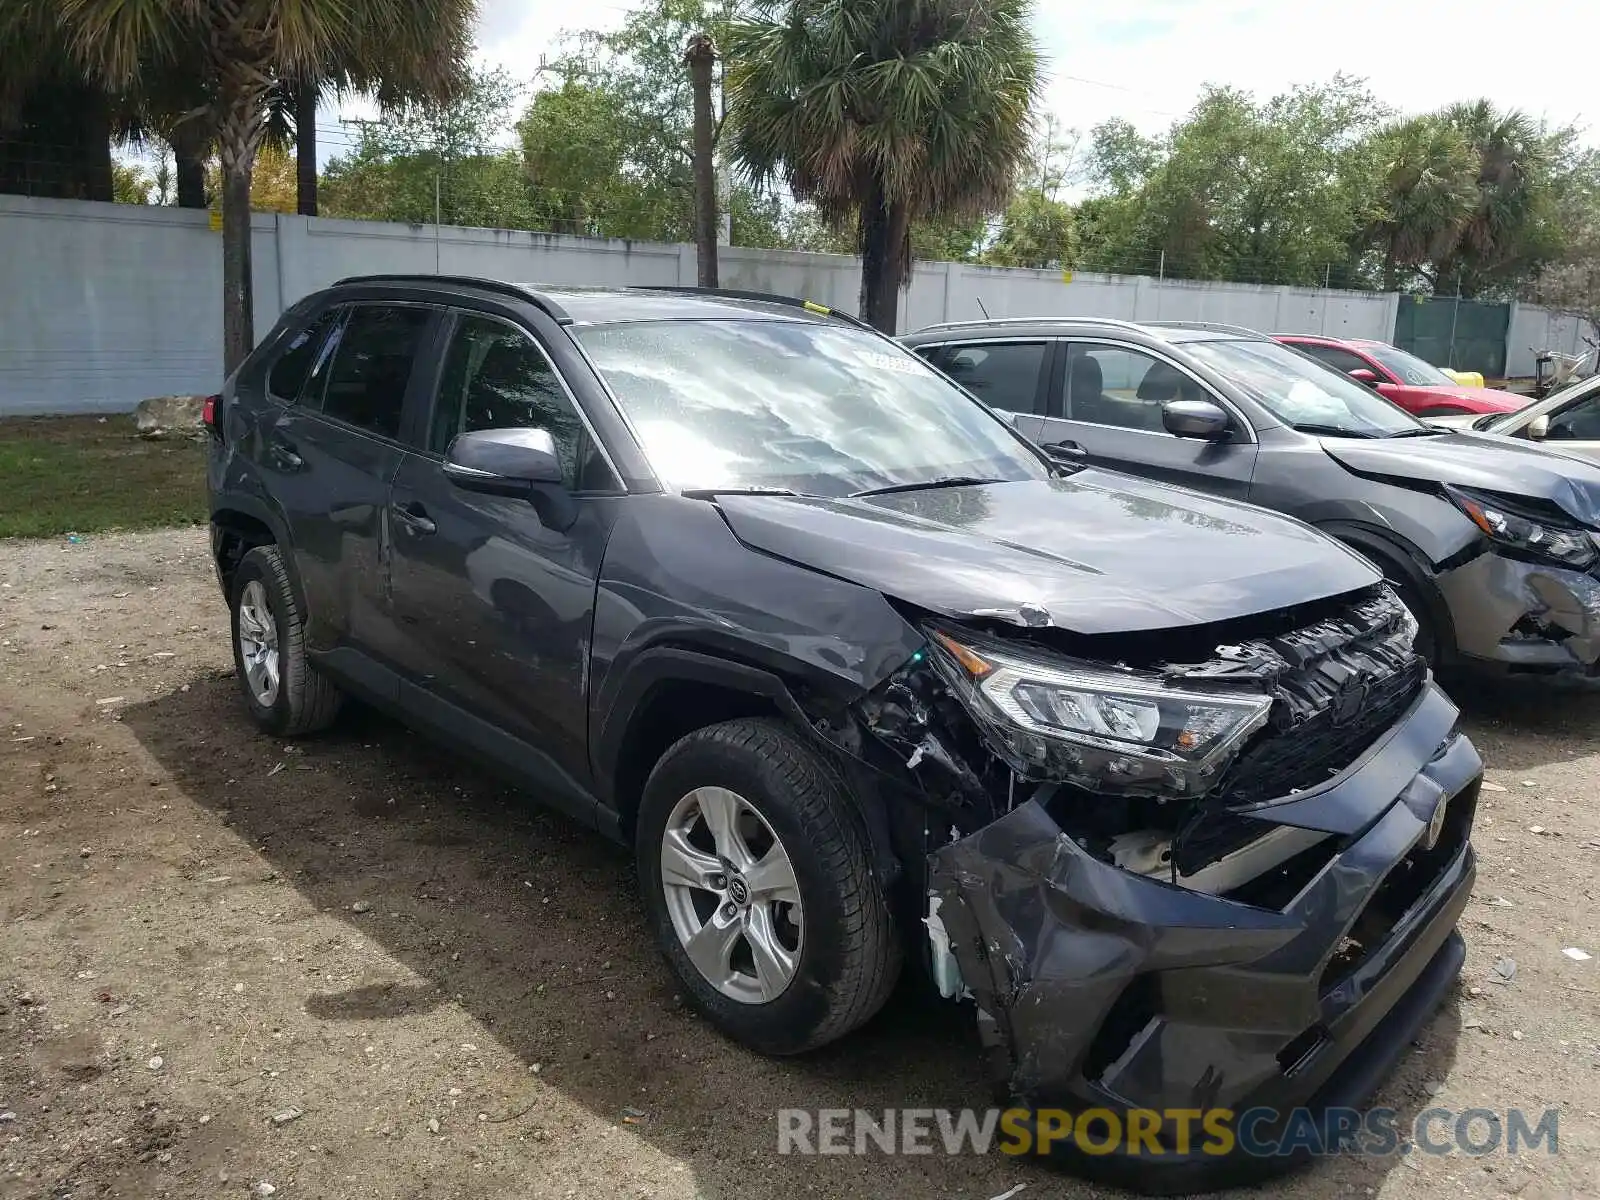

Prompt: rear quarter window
xmin=268 ymin=308 xmax=343 ymax=404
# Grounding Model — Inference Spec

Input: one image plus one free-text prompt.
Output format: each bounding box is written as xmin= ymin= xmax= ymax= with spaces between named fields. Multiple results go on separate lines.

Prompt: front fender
xmin=587 ymin=495 xmax=924 ymax=797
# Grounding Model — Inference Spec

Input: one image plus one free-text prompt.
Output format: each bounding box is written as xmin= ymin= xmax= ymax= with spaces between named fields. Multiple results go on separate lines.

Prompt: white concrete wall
xmin=0 ymin=194 xmax=1569 ymax=415
xmin=1508 ymin=301 xmax=1594 ymax=378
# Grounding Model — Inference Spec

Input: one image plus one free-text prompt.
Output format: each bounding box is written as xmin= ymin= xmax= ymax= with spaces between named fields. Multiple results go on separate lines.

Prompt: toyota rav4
xmin=207 ymin=279 xmax=1479 ymax=1190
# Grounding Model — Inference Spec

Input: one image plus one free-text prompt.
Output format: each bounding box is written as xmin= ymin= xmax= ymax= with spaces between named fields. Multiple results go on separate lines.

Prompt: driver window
xmin=1544 ymin=393 xmax=1600 ymax=441
xmin=430 ymin=314 xmax=616 ymax=491
xmin=1065 ymin=345 xmax=1207 ymax=433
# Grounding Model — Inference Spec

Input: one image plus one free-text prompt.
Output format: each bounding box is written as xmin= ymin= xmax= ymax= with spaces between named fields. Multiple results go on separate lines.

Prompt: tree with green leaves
xmin=1360 ymin=115 xmax=1478 ymax=291
xmin=0 ymin=6 xmax=123 ymax=203
xmin=520 ymin=0 xmax=750 ymax=245
xmin=1077 ymin=78 xmax=1385 ymax=286
xmin=47 ymin=0 xmax=472 ymax=372
xmin=322 ymin=68 xmax=534 ymax=230
xmin=984 ymin=119 xmax=1081 ymax=270
xmin=725 ymin=0 xmax=1041 ymax=331
xmin=1529 ymin=145 xmax=1600 ymax=369
xmin=986 ymin=192 xmax=1075 ymax=270
xmin=1427 ymin=101 xmax=1564 ymax=296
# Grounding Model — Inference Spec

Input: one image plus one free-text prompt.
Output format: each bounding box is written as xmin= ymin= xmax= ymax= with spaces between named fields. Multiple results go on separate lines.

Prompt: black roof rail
xmin=630 ymin=286 xmax=875 ymax=332
xmin=331 ymin=274 xmax=574 ymax=324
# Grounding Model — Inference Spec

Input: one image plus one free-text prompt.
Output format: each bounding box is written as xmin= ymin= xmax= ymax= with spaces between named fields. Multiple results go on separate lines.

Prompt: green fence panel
xmin=1393 ymin=296 xmax=1510 ymax=377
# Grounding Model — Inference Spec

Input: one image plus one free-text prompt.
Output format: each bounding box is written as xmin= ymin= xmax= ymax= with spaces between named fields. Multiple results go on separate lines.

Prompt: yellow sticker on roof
xmin=802 ymin=300 xmax=831 ymax=315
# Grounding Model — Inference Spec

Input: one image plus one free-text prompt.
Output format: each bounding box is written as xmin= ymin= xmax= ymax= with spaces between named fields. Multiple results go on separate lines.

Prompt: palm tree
xmin=684 ymin=32 xmax=720 ymax=287
xmin=1434 ymin=100 xmax=1549 ymax=294
xmin=54 ymin=0 xmax=472 ymax=373
xmin=725 ymin=0 xmax=1041 ymax=331
xmin=0 ymin=8 xmax=121 ymax=202
xmin=1365 ymin=116 xmax=1477 ymax=290
xmin=287 ymin=12 xmax=481 ymax=220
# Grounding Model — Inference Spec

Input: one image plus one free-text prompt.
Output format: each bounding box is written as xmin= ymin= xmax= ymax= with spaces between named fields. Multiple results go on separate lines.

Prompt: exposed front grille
xmin=1218 ymin=656 xmax=1425 ymax=808
xmin=1173 ymin=590 xmax=1424 ymax=876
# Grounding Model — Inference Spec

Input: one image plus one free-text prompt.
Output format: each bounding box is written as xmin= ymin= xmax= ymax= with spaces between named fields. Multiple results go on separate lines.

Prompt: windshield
xmin=1361 ymin=343 xmax=1455 ymax=387
xmin=577 ymin=319 xmax=1051 ymax=496
xmin=1185 ymin=339 xmax=1422 ymax=437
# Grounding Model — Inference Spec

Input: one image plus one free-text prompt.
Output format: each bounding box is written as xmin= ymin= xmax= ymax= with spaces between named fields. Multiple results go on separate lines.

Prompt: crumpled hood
xmin=712 ymin=473 xmax=1380 ymax=634
xmin=1321 ymin=433 xmax=1600 ymax=527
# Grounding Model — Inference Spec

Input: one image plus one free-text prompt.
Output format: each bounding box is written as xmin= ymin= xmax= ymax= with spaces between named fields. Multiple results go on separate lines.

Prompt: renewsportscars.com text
xmin=776 ymin=1106 xmax=1559 ymax=1158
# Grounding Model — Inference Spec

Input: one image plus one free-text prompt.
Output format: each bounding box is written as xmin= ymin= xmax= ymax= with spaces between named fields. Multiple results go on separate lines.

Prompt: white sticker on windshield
xmin=856 ymin=349 xmax=924 ymax=376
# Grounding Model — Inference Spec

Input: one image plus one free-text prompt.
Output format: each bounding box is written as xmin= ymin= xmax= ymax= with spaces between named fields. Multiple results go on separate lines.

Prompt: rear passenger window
xmin=267 ymin=308 xmax=341 ymax=403
xmin=941 ymin=342 xmax=1047 ymax=413
xmin=314 ymin=305 xmax=431 ymax=439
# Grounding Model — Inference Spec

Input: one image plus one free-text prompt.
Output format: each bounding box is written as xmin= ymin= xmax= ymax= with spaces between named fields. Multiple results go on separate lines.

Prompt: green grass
xmin=0 ymin=415 xmax=208 ymax=538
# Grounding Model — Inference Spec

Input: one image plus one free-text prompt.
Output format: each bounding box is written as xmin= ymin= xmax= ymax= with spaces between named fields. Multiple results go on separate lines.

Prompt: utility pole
xmin=684 ymin=33 xmax=719 ymax=288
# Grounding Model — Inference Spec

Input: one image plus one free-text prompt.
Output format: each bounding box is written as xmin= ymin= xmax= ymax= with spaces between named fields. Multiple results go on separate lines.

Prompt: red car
xmin=1276 ymin=334 xmax=1526 ymax=417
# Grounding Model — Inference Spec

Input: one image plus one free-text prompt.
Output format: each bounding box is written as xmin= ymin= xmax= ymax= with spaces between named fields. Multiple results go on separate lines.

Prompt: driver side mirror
xmin=1526 ymin=414 xmax=1550 ymax=441
xmin=1162 ymin=399 xmax=1231 ymax=440
xmin=1349 ymin=368 xmax=1380 ymax=386
xmin=444 ymin=427 xmax=575 ymax=529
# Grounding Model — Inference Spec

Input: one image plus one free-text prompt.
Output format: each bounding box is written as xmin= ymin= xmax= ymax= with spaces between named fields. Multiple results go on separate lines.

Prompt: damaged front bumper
xmin=1439 ymin=549 xmax=1600 ymax=676
xmin=928 ymin=680 xmax=1479 ymax=1191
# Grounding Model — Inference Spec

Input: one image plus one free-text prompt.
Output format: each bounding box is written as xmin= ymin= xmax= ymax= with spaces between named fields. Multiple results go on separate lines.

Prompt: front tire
xmin=636 ymin=718 xmax=902 ymax=1055
xmin=229 ymin=545 xmax=342 ymax=736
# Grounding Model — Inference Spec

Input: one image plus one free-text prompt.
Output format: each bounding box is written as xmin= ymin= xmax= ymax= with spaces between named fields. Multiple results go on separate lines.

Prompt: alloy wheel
xmin=660 ymin=786 xmax=804 ymax=1004
xmin=236 ymin=580 xmax=281 ymax=707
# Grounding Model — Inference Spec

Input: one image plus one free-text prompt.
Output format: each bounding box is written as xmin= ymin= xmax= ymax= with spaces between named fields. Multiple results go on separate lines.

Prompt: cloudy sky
xmin=442 ymin=0 xmax=1598 ymax=140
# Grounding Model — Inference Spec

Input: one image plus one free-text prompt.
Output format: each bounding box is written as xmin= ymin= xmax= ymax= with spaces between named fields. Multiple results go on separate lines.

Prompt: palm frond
xmin=726 ymin=0 xmax=1042 ymax=228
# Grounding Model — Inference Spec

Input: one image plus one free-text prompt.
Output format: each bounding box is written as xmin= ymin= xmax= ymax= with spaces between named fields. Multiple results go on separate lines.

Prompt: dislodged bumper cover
xmin=928 ymin=681 xmax=1479 ymax=1117
xmin=1438 ymin=550 xmax=1600 ymax=673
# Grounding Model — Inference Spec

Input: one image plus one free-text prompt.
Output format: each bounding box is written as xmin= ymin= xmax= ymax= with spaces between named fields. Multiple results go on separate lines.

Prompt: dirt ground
xmin=2 ymin=528 xmax=1598 ymax=1200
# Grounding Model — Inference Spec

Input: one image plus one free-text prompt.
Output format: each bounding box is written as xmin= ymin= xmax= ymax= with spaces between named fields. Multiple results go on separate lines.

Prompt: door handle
xmin=392 ymin=502 xmax=436 ymax=536
xmin=269 ymin=439 xmax=305 ymax=471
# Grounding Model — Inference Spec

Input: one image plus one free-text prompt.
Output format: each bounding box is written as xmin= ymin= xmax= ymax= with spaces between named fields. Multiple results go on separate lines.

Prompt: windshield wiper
xmin=850 ymin=475 xmax=1006 ymax=498
xmin=1388 ymin=426 xmax=1449 ymax=438
xmin=1291 ymin=423 xmax=1377 ymax=439
xmin=681 ymin=486 xmax=806 ymax=499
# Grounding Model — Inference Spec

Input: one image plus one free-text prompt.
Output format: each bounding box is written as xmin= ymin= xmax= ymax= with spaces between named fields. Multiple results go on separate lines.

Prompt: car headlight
xmin=1446 ymin=485 xmax=1598 ymax=569
xmin=924 ymin=627 xmax=1274 ymax=799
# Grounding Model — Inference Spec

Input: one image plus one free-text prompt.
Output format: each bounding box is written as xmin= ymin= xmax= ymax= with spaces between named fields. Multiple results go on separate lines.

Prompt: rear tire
xmin=229 ymin=545 xmax=342 ymax=736
xmin=636 ymin=717 xmax=901 ymax=1055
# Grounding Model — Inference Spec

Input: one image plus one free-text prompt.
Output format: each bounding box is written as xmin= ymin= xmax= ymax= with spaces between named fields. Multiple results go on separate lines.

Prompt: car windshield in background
xmin=1186 ymin=339 xmax=1423 ymax=437
xmin=1362 ymin=344 xmax=1455 ymax=387
xmin=577 ymin=319 xmax=1051 ymax=497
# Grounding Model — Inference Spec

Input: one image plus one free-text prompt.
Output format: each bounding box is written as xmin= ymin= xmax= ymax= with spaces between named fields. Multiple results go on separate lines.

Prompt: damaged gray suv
xmin=906 ymin=317 xmax=1600 ymax=680
xmin=208 ymin=279 xmax=1479 ymax=1190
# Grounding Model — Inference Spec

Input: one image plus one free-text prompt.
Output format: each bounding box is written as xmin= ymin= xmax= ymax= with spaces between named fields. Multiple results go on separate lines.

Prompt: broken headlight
xmin=1446 ymin=485 xmax=1598 ymax=569
xmin=925 ymin=627 xmax=1274 ymax=798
